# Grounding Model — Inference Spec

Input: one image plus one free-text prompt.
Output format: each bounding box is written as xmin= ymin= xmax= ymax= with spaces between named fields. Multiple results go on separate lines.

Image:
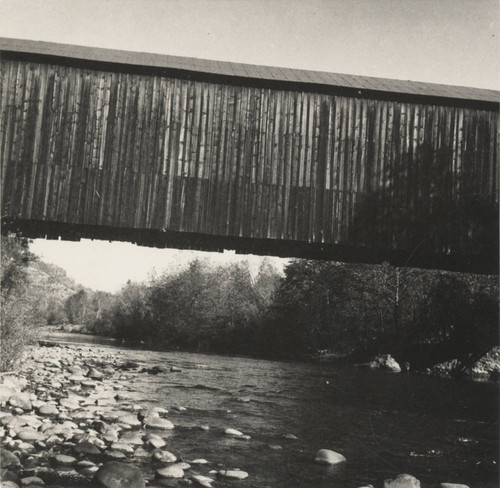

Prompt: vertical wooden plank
xmin=8 ymin=61 xmax=26 ymax=217
xmin=18 ymin=63 xmax=37 ymax=217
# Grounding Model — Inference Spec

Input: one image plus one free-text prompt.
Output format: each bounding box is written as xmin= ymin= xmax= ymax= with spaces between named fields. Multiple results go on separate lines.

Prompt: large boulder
xmin=369 ymin=354 xmax=401 ymax=373
xmin=314 ymin=449 xmax=346 ymax=465
xmin=94 ymin=461 xmax=145 ymax=488
xmin=471 ymin=346 xmax=500 ymax=375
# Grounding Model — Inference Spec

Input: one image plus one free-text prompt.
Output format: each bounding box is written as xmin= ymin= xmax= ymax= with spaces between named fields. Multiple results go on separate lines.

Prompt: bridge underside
xmin=2 ymin=217 xmax=496 ymax=275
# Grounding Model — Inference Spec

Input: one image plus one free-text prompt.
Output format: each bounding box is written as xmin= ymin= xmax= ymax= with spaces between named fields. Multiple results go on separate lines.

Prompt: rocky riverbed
xmin=0 ymin=342 xmax=489 ymax=487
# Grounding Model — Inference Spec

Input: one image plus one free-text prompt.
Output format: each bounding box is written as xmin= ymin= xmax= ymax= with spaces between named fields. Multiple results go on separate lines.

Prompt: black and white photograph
xmin=0 ymin=1 xmax=498 ymax=487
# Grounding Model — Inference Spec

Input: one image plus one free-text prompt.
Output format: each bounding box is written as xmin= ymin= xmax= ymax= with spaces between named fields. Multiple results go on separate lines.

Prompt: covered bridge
xmin=1 ymin=38 xmax=498 ymax=273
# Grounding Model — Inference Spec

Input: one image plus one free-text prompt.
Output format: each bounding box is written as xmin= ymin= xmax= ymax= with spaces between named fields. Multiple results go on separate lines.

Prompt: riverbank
xmin=1 ymin=342 xmax=497 ymax=488
xmin=1 ymin=343 xmax=254 ymax=487
xmin=40 ymin=328 xmax=500 ymax=383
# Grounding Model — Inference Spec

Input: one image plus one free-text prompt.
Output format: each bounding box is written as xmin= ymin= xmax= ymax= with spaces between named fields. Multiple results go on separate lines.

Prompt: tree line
xmin=1 ymin=233 xmax=498 ymax=371
xmin=62 ymin=250 xmax=498 ymax=367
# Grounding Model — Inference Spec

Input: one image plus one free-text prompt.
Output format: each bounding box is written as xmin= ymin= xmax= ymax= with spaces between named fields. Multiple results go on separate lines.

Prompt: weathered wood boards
xmin=1 ymin=42 xmax=498 ymax=273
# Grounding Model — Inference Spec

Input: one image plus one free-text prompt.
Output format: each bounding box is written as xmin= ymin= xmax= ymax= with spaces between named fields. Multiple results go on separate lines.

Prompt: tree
xmin=65 ymin=289 xmax=89 ymax=324
xmin=0 ymin=234 xmax=41 ymax=370
xmin=110 ymin=281 xmax=152 ymax=343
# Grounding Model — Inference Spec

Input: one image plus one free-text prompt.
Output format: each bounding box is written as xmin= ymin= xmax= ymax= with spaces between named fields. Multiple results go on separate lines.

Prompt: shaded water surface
xmin=47 ymin=332 xmax=499 ymax=487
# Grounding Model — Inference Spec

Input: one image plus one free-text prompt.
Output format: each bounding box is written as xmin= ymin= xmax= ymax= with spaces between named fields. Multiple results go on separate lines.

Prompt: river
xmin=43 ymin=332 xmax=499 ymax=487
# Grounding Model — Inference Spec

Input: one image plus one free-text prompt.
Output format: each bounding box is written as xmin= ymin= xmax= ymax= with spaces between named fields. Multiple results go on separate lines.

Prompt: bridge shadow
xmin=347 ymin=139 xmax=498 ymax=273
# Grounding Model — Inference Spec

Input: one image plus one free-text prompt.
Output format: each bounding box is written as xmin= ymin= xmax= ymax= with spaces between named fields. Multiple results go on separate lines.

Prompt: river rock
xmin=236 ymin=396 xmax=251 ymax=403
xmin=428 ymin=359 xmax=466 ymax=377
xmin=120 ymin=360 xmax=140 ymax=370
xmin=384 ymin=474 xmax=421 ymax=488
xmin=314 ymin=449 xmax=346 ymax=465
xmin=19 ymin=476 xmax=44 ymax=486
xmin=105 ymin=450 xmax=127 ymax=460
xmin=59 ymin=398 xmax=79 ymax=410
xmin=52 ymin=454 xmax=77 ymax=466
xmin=2 ymin=482 xmax=20 ymax=488
xmin=74 ymin=441 xmax=101 ymax=455
xmin=88 ymin=368 xmax=104 ymax=380
xmin=38 ymin=404 xmax=59 ymax=416
xmin=94 ymin=461 xmax=145 ymax=488
xmin=369 ymin=354 xmax=401 ymax=373
xmin=110 ymin=442 xmax=134 ymax=454
xmin=471 ymin=346 xmax=500 ymax=375
xmin=80 ymin=466 xmax=99 ymax=477
xmin=0 ymin=448 xmax=21 ymax=468
xmin=156 ymin=465 xmax=184 ymax=478
xmin=170 ymin=367 xmax=182 ymax=372
xmin=218 ymin=470 xmax=249 ymax=479
xmin=144 ymin=416 xmax=174 ymax=430
xmin=68 ymin=374 xmax=86 ymax=383
xmin=119 ymin=431 xmax=144 ymax=445
xmin=8 ymin=394 xmax=32 ymax=411
xmin=192 ymin=474 xmax=214 ymax=488
xmin=146 ymin=434 xmax=166 ymax=449
xmin=17 ymin=442 xmax=35 ymax=451
xmin=133 ymin=447 xmax=150 ymax=458
xmin=0 ymin=386 xmax=17 ymax=406
xmin=152 ymin=450 xmax=177 ymax=463
xmin=16 ymin=428 xmax=44 ymax=443
xmin=147 ymin=365 xmax=166 ymax=374
xmin=224 ymin=428 xmax=243 ymax=436
xmin=117 ymin=414 xmax=141 ymax=428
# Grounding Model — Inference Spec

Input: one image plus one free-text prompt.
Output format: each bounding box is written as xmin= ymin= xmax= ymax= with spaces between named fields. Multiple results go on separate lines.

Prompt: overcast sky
xmin=2 ymin=0 xmax=498 ymax=292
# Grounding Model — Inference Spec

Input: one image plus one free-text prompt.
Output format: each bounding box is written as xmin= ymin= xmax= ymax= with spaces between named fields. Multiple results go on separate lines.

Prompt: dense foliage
xmin=90 ymin=259 xmax=281 ymax=354
xmin=268 ymin=261 xmax=498 ymax=366
xmin=83 ymin=257 xmax=498 ymax=365
xmin=0 ymin=234 xmax=42 ymax=370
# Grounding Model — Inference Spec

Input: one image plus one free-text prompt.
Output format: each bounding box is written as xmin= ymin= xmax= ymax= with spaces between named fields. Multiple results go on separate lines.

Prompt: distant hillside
xmin=27 ymin=260 xmax=81 ymax=301
xmin=24 ymin=257 xmax=84 ymax=325
xmin=26 ymin=256 xmax=115 ymax=329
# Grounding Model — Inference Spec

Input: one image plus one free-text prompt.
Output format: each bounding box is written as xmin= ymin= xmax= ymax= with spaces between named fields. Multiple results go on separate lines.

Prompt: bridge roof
xmin=1 ymin=37 xmax=499 ymax=104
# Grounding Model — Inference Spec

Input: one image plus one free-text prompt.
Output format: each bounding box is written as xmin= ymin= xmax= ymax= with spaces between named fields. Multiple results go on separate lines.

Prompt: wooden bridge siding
xmin=1 ymin=59 xmax=498 ymax=257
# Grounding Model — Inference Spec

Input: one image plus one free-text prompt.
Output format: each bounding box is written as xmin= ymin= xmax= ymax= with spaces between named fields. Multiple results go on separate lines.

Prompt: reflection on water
xmin=41 ymin=331 xmax=119 ymax=346
xmin=44 ymin=332 xmax=499 ymax=487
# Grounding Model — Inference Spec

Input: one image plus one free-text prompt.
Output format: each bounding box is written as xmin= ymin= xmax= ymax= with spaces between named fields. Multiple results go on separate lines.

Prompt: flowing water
xmin=44 ymin=332 xmax=499 ymax=487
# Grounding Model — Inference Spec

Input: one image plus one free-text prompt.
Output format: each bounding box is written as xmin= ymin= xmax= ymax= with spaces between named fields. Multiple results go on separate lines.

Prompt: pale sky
xmin=2 ymin=0 xmax=499 ymax=292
